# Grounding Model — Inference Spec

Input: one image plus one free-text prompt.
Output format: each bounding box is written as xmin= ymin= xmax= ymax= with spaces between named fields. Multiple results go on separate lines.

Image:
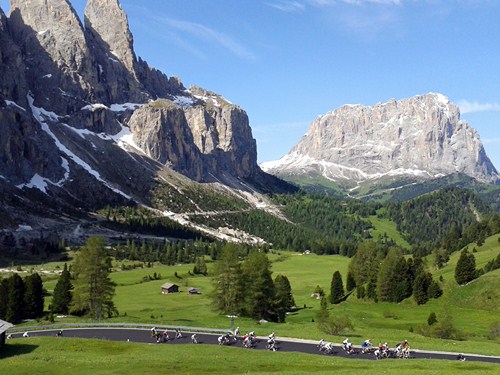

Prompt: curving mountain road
xmin=7 ymin=327 xmax=500 ymax=364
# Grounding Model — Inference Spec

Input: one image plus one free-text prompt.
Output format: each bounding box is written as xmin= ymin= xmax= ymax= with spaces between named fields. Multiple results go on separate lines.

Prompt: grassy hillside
xmin=1 ymin=337 xmax=498 ymax=375
xmin=367 ymin=212 xmax=411 ymax=249
xmin=14 ymin=236 xmax=498 ymax=357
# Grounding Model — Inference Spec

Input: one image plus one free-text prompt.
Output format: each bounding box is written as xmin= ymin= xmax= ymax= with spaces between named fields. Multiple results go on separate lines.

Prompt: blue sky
xmin=2 ymin=1 xmax=500 ymax=169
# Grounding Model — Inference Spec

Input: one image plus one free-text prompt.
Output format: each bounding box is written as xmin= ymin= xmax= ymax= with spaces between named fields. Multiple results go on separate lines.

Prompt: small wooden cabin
xmin=161 ymin=282 xmax=179 ymax=294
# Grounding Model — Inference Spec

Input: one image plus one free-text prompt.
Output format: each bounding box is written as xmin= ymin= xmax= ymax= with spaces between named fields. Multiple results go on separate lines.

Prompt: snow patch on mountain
xmin=27 ymin=93 xmax=132 ymax=199
xmin=263 ymin=93 xmax=498 ymax=185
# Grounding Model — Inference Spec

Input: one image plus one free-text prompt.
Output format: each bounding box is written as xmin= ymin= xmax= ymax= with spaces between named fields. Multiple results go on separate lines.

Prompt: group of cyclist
xmin=150 ymin=327 xmax=183 ymax=343
xmin=321 ymin=337 xmax=413 ymax=359
xmin=153 ymin=326 xmax=278 ymax=351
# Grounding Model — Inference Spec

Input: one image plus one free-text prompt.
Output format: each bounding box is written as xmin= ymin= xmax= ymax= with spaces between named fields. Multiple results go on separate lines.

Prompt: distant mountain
xmin=262 ymin=93 xmax=499 ymax=196
xmin=0 ymin=0 xmax=295 ymax=247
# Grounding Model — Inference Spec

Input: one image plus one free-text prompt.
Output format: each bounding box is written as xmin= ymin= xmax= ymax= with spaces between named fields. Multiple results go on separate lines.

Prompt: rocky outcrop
xmin=0 ymin=6 xmax=28 ymax=106
xmin=184 ymin=86 xmax=258 ymax=178
xmin=84 ymin=0 xmax=184 ymax=102
xmin=1 ymin=0 xmax=268 ymax=183
xmin=8 ymin=0 xmax=95 ymax=112
xmin=130 ymin=90 xmax=259 ymax=182
xmin=84 ymin=0 xmax=145 ymax=104
xmin=263 ymin=93 xmax=498 ymax=184
xmin=0 ymin=0 xmax=283 ymax=218
xmin=129 ymin=100 xmax=205 ymax=181
xmin=85 ymin=0 xmax=137 ymax=79
xmin=0 ymin=6 xmax=64 ymax=185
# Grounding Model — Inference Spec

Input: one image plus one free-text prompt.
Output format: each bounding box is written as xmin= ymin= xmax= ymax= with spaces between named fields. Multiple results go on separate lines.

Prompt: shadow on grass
xmin=0 ymin=342 xmax=38 ymax=359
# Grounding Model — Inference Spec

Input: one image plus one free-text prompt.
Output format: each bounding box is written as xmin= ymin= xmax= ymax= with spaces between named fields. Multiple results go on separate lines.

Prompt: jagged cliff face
xmin=0 ymin=0 xmax=285 ymax=232
xmin=262 ymin=93 xmax=499 ymax=185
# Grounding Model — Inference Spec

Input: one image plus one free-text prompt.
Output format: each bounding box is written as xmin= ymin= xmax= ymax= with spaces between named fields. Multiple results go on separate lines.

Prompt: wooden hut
xmin=161 ymin=282 xmax=179 ymax=294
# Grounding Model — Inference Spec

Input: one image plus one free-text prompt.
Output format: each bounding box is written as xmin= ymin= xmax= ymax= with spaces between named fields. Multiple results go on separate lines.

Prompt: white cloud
xmin=128 ymin=4 xmax=256 ymax=62
xmin=267 ymin=1 xmax=305 ymax=12
xmin=269 ymin=0 xmax=402 ymax=11
xmin=458 ymin=100 xmax=500 ymax=114
xmin=164 ymin=19 xmax=256 ymax=61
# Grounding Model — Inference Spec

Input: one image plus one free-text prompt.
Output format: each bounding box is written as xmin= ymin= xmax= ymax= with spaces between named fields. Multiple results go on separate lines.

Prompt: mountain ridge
xmin=262 ymin=93 xmax=499 ymax=192
xmin=0 ymin=0 xmax=295 ymax=246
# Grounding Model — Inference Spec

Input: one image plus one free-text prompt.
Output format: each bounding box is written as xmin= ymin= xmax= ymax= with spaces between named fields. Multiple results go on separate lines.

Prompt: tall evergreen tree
xmin=348 ymin=241 xmax=379 ymax=286
xmin=51 ymin=263 xmax=73 ymax=314
xmin=329 ymin=270 xmax=344 ymax=304
xmin=241 ymin=251 xmax=276 ymax=321
xmin=356 ymin=284 xmax=366 ymax=299
xmin=6 ymin=273 xmax=25 ymax=324
xmin=316 ymin=295 xmax=329 ymax=325
xmin=346 ymin=271 xmax=356 ymax=292
xmin=24 ymin=272 xmax=44 ymax=319
xmin=377 ymin=249 xmax=409 ymax=302
xmin=211 ymin=243 xmax=243 ymax=315
xmin=366 ymin=279 xmax=377 ymax=301
xmin=455 ymin=249 xmax=477 ymax=285
xmin=193 ymin=256 xmax=207 ymax=275
xmin=427 ymin=279 xmax=443 ymax=299
xmin=413 ymin=271 xmax=432 ymax=305
xmin=71 ymin=237 xmax=117 ymax=319
xmin=274 ymin=274 xmax=295 ymax=322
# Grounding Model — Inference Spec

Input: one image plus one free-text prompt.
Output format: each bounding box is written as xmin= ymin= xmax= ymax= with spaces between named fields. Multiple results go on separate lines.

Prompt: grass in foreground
xmin=8 ymin=236 xmax=500 ymax=357
xmin=0 ymin=337 xmax=497 ymax=375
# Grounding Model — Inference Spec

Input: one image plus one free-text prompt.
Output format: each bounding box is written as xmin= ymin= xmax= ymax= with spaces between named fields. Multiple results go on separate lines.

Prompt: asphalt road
xmin=7 ymin=328 xmax=500 ymax=364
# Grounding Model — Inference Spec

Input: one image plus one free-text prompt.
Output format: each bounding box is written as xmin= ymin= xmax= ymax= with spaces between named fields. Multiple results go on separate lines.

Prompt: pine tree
xmin=413 ymin=271 xmax=432 ymax=305
xmin=274 ymin=274 xmax=295 ymax=322
xmin=71 ymin=237 xmax=117 ymax=319
xmin=346 ymin=271 xmax=356 ymax=292
xmin=455 ymin=249 xmax=477 ymax=285
xmin=366 ymin=280 xmax=377 ymax=301
xmin=329 ymin=270 xmax=344 ymax=304
xmin=316 ymin=295 xmax=329 ymax=324
xmin=6 ymin=273 xmax=25 ymax=324
xmin=24 ymin=272 xmax=44 ymax=319
xmin=211 ymin=243 xmax=242 ymax=315
xmin=241 ymin=251 xmax=276 ymax=321
xmin=377 ymin=249 xmax=409 ymax=302
xmin=51 ymin=263 xmax=73 ymax=314
xmin=356 ymin=284 xmax=366 ymax=299
xmin=193 ymin=256 xmax=207 ymax=275
xmin=427 ymin=279 xmax=443 ymax=299
xmin=427 ymin=311 xmax=437 ymax=326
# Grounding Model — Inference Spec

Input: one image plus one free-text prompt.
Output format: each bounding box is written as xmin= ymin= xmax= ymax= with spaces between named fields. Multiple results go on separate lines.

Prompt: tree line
xmin=384 ymin=187 xmax=495 ymax=256
xmin=0 ymin=272 xmax=44 ymax=324
xmin=338 ymin=240 xmax=443 ymax=305
xmin=211 ymin=243 xmax=295 ymax=323
xmin=0 ymin=237 xmax=117 ymax=324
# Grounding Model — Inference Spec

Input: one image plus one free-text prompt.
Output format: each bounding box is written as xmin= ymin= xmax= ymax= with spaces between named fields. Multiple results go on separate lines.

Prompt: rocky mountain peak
xmin=0 ymin=0 xmax=289 ymax=234
xmin=263 ymin=93 xmax=498 ymax=185
xmin=9 ymin=0 xmax=89 ymax=73
xmin=84 ymin=0 xmax=137 ymax=80
xmin=8 ymin=0 xmax=96 ymax=113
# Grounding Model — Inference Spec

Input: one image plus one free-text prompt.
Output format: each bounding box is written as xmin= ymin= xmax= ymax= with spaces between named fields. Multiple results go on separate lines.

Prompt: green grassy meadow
xmin=1 ymin=337 xmax=498 ymax=375
xmin=368 ymin=212 xmax=411 ymax=249
xmin=4 ymin=234 xmax=500 ymax=360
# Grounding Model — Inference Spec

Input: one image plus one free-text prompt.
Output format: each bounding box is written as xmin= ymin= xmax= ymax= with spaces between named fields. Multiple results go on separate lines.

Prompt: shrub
xmin=383 ymin=311 xmax=399 ymax=319
xmin=427 ymin=312 xmax=437 ymax=326
xmin=318 ymin=314 xmax=354 ymax=336
xmin=488 ymin=322 xmax=500 ymax=340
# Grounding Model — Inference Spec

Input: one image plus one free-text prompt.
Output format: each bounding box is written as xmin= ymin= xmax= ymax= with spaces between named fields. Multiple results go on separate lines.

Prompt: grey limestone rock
xmin=263 ymin=93 xmax=498 ymax=184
